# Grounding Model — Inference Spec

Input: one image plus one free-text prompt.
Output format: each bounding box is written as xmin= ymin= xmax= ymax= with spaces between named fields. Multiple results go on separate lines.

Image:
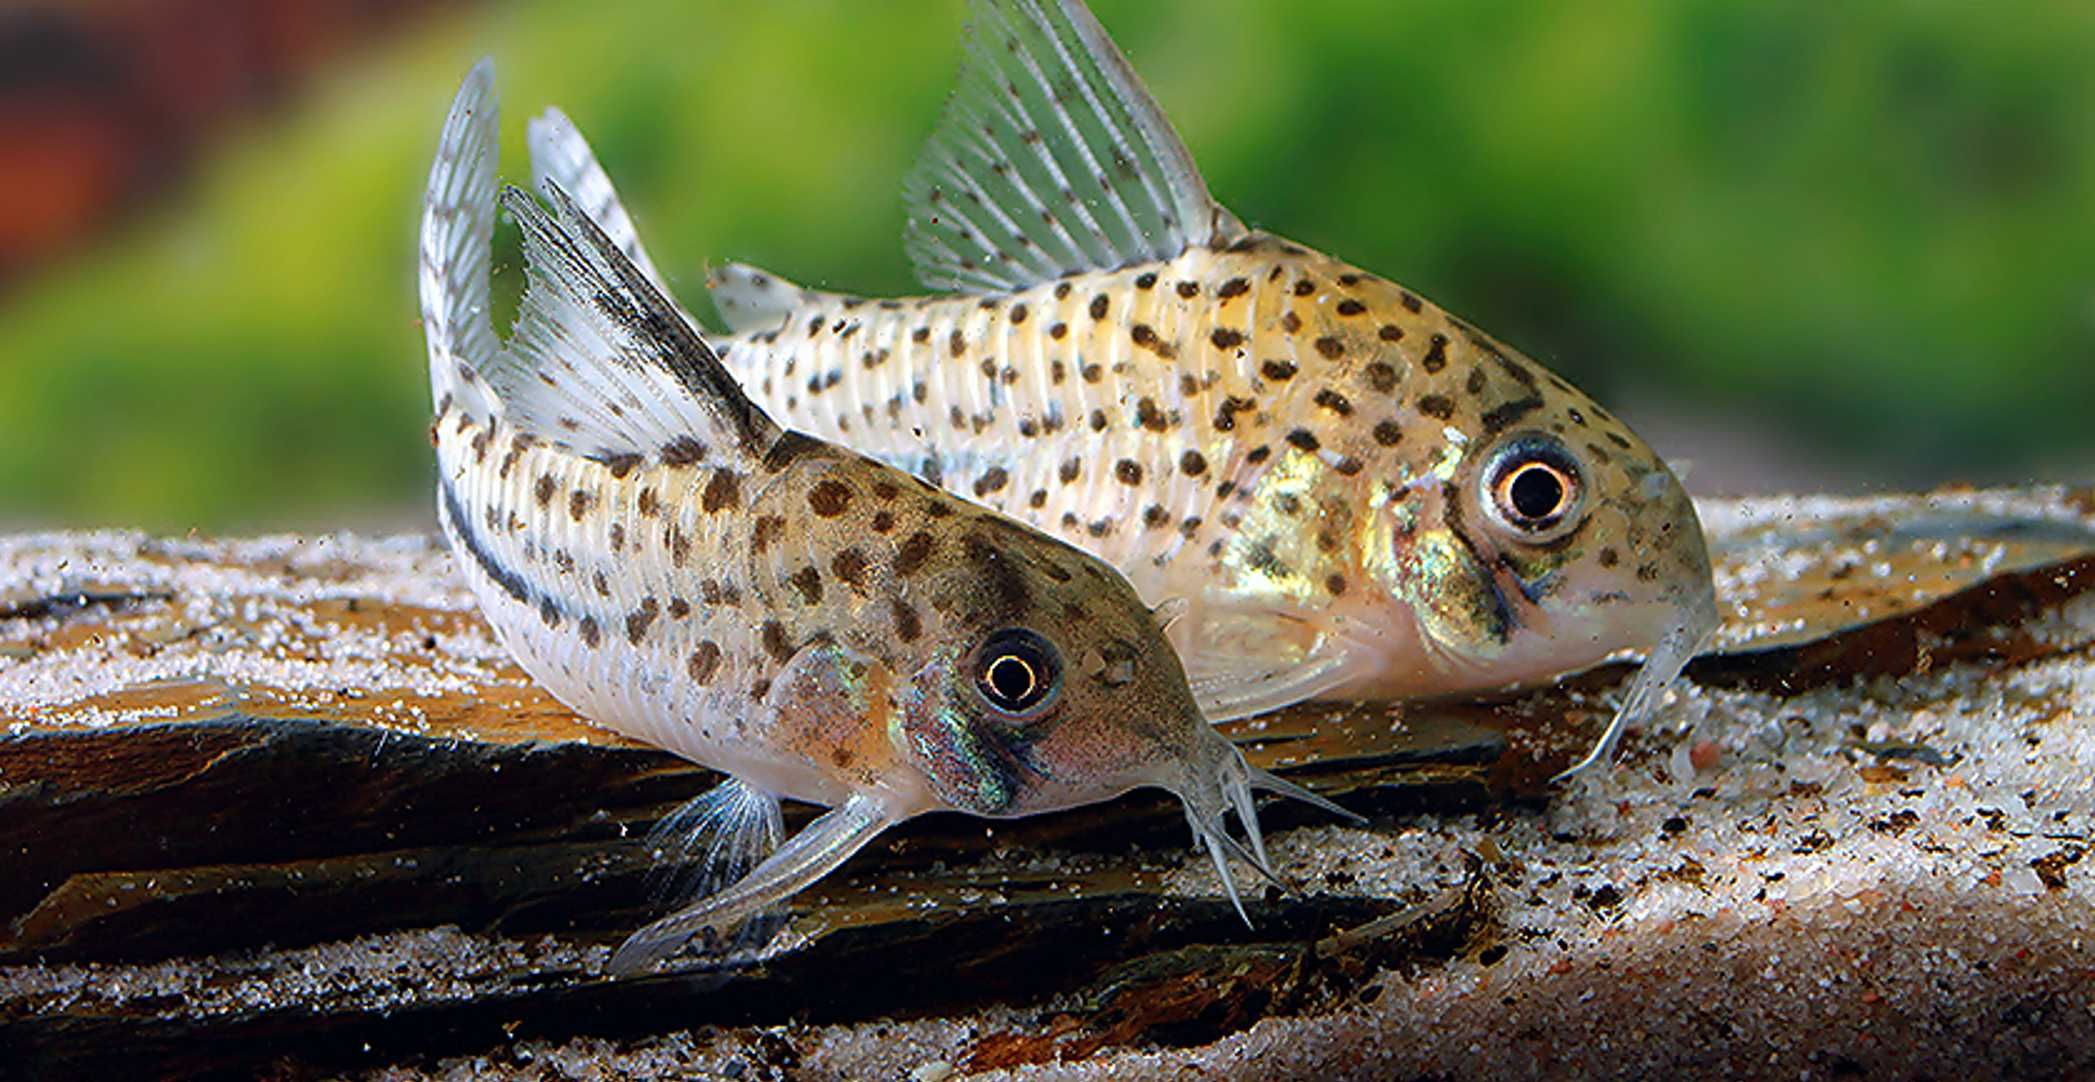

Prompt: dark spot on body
xmin=761 ymin=620 xmax=792 ymax=664
xmin=832 ymin=548 xmax=870 ymax=592
xmin=688 ymin=641 xmax=721 ymax=684
xmin=1314 ymin=336 xmax=1345 ymax=360
xmin=895 ymin=532 xmax=936 ymax=576
xmin=1482 ymin=397 xmax=1545 ymax=434
xmin=752 ymin=515 xmax=785 ymax=555
xmin=1261 ymin=359 xmax=1296 ymax=381
xmin=887 ymin=596 xmax=924 ymax=643
xmin=808 ymin=479 xmax=853 ymax=517
xmin=1214 ymin=395 xmax=1256 ymax=431
xmin=788 ymin=566 xmax=824 ymax=605
xmin=1285 ymin=429 xmax=1321 ymax=452
xmin=1418 ymin=395 xmax=1455 ymax=420
xmin=1422 ymin=334 xmax=1449 ymax=374
xmin=1135 ymin=397 xmax=1168 ymax=432
xmin=1115 ymin=459 xmax=1144 ymax=485
xmin=661 ymin=437 xmax=707 ymax=466
xmin=625 ymin=598 xmax=659 ymax=644
xmin=1180 ymin=450 xmax=1208 ymax=476
xmin=701 ymin=471 xmax=741 ymax=513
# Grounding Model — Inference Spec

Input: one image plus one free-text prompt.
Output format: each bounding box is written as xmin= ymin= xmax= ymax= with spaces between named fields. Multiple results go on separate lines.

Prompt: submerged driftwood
xmin=0 ymin=487 xmax=2091 ymax=1079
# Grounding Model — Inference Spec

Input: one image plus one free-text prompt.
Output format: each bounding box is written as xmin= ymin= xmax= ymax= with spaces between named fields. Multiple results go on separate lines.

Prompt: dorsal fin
xmin=497 ymin=182 xmax=783 ymax=461
xmin=527 ymin=105 xmax=861 ymax=339
xmin=526 ymin=105 xmax=706 ymax=330
xmin=902 ymin=0 xmax=1245 ymax=294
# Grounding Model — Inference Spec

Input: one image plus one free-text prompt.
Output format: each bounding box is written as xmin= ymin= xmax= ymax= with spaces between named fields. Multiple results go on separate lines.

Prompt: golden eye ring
xmin=984 ymin=654 xmax=1038 ymax=704
xmin=975 ymin=627 xmax=1062 ymax=715
xmin=1481 ymin=435 xmax=1585 ymax=540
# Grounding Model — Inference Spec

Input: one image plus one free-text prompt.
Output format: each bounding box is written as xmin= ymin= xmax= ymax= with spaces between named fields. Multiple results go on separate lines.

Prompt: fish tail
xmin=419 ymin=58 xmax=501 ymax=423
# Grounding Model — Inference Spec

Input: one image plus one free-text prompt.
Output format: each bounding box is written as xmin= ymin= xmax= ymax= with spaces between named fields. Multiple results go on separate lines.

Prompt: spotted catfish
xmin=420 ymin=63 xmax=1355 ymax=972
xmin=526 ymin=0 xmax=1718 ymax=778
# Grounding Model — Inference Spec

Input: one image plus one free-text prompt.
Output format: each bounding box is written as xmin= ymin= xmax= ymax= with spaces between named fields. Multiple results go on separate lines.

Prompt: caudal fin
xmin=419 ymin=59 xmax=501 ymax=423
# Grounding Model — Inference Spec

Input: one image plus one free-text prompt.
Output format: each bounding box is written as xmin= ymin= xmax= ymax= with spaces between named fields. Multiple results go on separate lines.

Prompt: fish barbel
xmin=419 ymin=62 xmax=1355 ymax=972
xmin=527 ymin=0 xmax=1719 ymax=777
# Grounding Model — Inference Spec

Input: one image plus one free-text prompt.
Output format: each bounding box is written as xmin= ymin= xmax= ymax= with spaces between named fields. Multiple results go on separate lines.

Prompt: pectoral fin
xmin=637 ymin=775 xmax=786 ymax=960
xmin=1174 ymin=604 xmax=1362 ymax=722
xmin=609 ymin=792 xmax=896 ymax=975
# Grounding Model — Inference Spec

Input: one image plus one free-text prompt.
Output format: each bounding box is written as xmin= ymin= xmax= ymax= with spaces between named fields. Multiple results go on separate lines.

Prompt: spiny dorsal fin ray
xmin=498 ymin=182 xmax=783 ymax=460
xmin=527 ymin=106 xmax=862 ymax=338
xmin=526 ymin=105 xmax=707 ymax=332
xmin=902 ymin=0 xmax=1245 ymax=294
xmin=419 ymin=59 xmax=501 ymax=421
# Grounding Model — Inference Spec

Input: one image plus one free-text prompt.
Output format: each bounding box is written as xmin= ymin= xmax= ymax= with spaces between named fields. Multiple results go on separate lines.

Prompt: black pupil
xmin=978 ymin=629 xmax=1058 ymax=712
xmin=1508 ymin=464 xmax=1566 ymax=521
xmin=985 ymin=655 xmax=1036 ymax=705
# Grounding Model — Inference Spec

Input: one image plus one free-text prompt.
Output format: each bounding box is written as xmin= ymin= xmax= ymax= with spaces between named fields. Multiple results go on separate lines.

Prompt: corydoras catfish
xmin=526 ymin=0 xmax=1719 ymax=778
xmin=419 ymin=62 xmax=1354 ymax=972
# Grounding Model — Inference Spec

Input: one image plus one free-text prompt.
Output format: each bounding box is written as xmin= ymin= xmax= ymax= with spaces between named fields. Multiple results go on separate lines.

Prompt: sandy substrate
xmin=2 ymin=491 xmax=2091 ymax=1079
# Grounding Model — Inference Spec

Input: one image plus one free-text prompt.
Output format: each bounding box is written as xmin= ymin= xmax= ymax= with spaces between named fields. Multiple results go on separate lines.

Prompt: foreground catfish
xmin=528 ymin=0 xmax=1720 ymax=780
xmin=420 ymin=63 xmax=1354 ymax=973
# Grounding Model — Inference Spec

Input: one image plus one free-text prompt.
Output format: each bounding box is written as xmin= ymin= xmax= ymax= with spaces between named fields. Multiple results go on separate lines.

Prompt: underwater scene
xmin=2 ymin=2 xmax=2091 ymax=1078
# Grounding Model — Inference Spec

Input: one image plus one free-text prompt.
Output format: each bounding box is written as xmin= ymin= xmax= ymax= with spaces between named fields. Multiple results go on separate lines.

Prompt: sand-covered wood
xmin=1 ymin=487 xmax=2091 ymax=1079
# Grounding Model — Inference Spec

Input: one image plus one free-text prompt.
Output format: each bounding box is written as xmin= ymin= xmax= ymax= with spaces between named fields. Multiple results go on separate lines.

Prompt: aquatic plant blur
xmin=1 ymin=0 xmax=2090 ymax=530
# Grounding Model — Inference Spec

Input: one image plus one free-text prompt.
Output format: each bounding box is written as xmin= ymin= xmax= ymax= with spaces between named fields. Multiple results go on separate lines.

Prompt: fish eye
xmin=974 ymin=628 xmax=1061 ymax=716
xmin=1481 ymin=435 xmax=1584 ymax=541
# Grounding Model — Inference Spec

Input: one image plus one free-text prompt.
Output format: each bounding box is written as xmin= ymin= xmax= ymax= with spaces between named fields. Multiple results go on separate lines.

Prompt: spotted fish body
xmin=421 ymin=63 xmax=1352 ymax=973
xmin=527 ymin=0 xmax=1719 ymax=776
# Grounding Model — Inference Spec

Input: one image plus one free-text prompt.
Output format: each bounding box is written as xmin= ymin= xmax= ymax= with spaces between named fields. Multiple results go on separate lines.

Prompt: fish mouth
xmin=1168 ymin=727 xmax=1364 ymax=923
xmin=1550 ymin=591 xmax=1719 ymax=783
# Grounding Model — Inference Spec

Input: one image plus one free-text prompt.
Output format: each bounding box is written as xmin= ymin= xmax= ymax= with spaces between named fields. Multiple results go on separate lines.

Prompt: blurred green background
xmin=2 ymin=0 xmax=2091 ymax=532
